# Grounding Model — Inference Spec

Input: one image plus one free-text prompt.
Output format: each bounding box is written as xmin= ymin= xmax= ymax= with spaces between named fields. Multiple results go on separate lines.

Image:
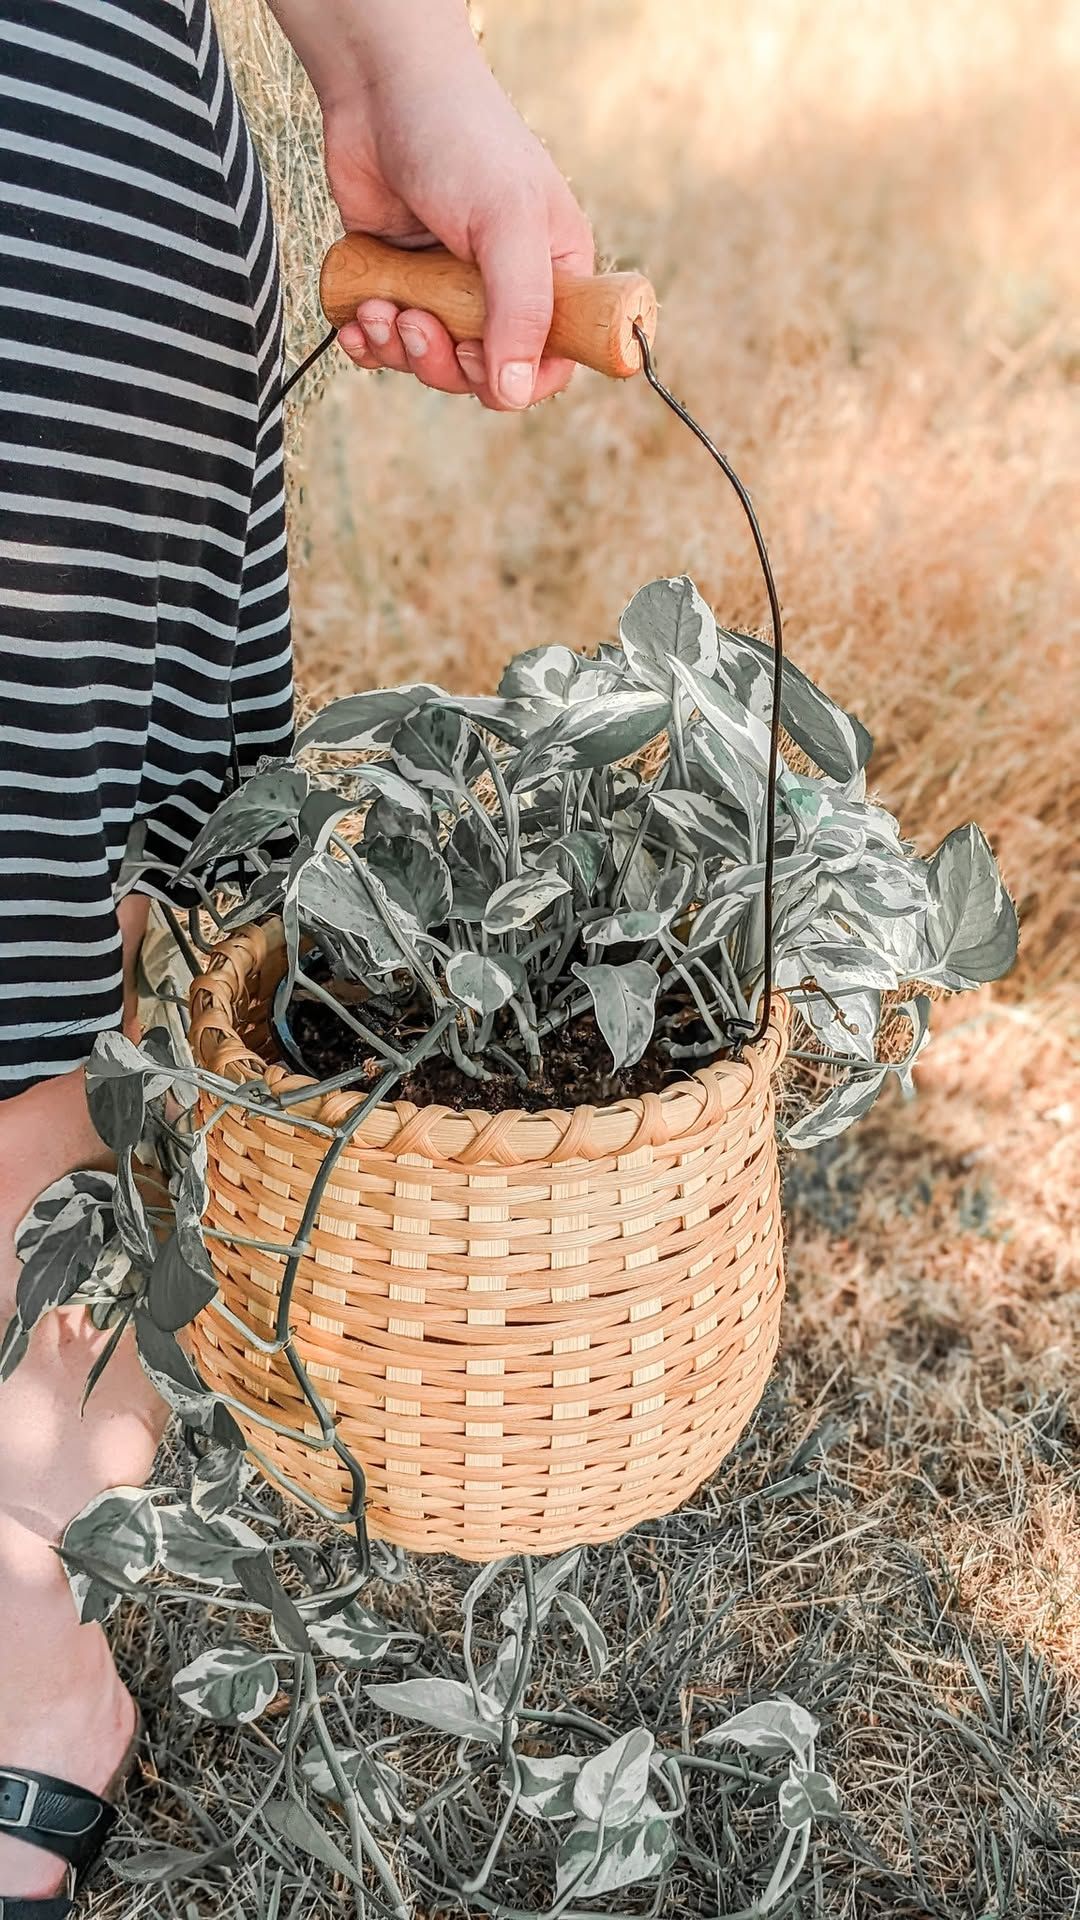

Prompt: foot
xmin=0 ymin=1514 xmax=137 ymax=1899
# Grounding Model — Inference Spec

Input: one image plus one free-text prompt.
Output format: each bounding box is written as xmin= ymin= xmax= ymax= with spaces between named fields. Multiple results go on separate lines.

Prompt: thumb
xmin=472 ymin=203 xmax=554 ymax=409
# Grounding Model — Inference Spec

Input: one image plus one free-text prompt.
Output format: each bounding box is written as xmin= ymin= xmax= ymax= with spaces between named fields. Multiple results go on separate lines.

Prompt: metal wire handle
xmin=632 ymin=323 xmax=784 ymax=1050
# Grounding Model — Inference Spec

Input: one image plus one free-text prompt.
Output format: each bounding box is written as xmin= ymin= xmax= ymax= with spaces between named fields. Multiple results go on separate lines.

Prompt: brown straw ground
xmin=83 ymin=3 xmax=1080 ymax=1915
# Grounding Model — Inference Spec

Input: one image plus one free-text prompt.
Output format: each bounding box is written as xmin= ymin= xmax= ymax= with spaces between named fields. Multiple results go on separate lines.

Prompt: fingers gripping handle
xmin=320 ymin=233 xmax=658 ymax=378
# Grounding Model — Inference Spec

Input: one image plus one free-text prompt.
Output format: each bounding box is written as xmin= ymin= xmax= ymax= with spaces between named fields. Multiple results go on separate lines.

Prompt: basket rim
xmin=189 ymin=918 xmax=787 ymax=1166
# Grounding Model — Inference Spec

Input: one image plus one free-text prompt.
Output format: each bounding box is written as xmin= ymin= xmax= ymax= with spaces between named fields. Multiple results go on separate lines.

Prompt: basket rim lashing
xmin=188 ymin=918 xmax=789 ymax=1559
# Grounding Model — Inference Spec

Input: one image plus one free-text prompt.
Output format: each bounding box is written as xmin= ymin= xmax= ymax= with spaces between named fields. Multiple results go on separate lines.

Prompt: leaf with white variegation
xmin=294 ymin=684 xmax=443 ymax=752
xmin=779 ymin=1768 xmax=841 ymax=1829
xmin=585 ymin=906 xmax=675 ymax=947
xmin=692 ymin=721 xmax=766 ymax=834
xmin=299 ymin=1745 xmax=397 ymax=1824
xmin=555 ymin=1591 xmax=609 ymax=1679
xmin=534 ymin=830 xmax=607 ymax=895
xmin=515 ymin=692 xmax=670 ymax=784
xmin=799 ymin=985 xmax=881 ymax=1063
xmin=298 ymin=851 xmax=417 ymax=974
xmin=701 ymin=1697 xmax=820 ymax=1762
xmin=85 ymin=1030 xmax=172 ymax=1152
xmin=687 ymin=893 xmax=747 ymax=951
xmin=922 ymin=823 xmax=1018 ymax=988
xmin=572 ymin=961 xmax=661 ymax=1071
xmin=515 ymin=1754 xmax=583 ymax=1821
xmin=777 ymin=941 xmax=898 ymax=996
xmin=146 ymin=1230 xmax=216 ymax=1333
xmin=305 ymin=1602 xmax=417 ymax=1664
xmin=365 ymin=1677 xmax=502 ymax=1745
xmin=618 ymin=575 xmax=719 ymax=693
xmin=391 ymin=706 xmax=471 ymax=793
xmin=573 ymin=1729 xmax=654 ymax=1825
xmin=366 ymin=833 xmax=452 ymax=929
xmin=4 ymin=1187 xmax=108 ymax=1373
xmin=498 ymin=643 xmax=594 ymax=704
xmin=157 ymin=1505 xmax=262 ymax=1587
xmin=500 ymin=1550 xmax=582 ymax=1632
xmin=61 ymin=1486 xmax=163 ymax=1588
xmin=650 ymin=790 xmax=749 ymax=862
xmin=670 ymin=657 xmax=773 ymax=776
xmin=173 ymin=1643 xmax=279 ymax=1723
xmin=484 ymin=870 xmax=570 ymax=935
xmin=782 ymin=1067 xmax=888 ymax=1149
xmin=191 ymin=1447 xmax=252 ymax=1522
xmin=556 ymin=1798 xmax=676 ymax=1897
xmin=445 ymin=951 xmax=521 ymax=1014
xmin=179 ymin=766 xmax=309 ymax=877
xmin=610 ymin=812 xmax=661 ymax=909
xmin=722 ymin=630 xmax=872 ymax=779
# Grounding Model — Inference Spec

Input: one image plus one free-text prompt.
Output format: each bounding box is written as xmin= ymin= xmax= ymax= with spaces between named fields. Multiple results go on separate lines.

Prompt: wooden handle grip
xmin=320 ymin=233 xmax=657 ymax=379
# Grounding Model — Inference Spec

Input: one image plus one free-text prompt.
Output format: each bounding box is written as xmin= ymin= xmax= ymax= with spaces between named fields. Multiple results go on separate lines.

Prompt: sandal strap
xmin=0 ymin=1766 xmax=116 ymax=1873
xmin=0 ymin=1895 xmax=74 ymax=1920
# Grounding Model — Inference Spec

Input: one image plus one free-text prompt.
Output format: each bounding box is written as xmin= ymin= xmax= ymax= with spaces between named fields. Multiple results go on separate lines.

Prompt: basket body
xmin=189 ymin=923 xmax=787 ymax=1561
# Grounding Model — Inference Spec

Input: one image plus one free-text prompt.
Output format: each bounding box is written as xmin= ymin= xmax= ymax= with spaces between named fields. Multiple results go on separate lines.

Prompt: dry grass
xmin=285 ymin=0 xmax=1079 ymax=996
xmin=87 ymin=4 xmax=1080 ymax=1914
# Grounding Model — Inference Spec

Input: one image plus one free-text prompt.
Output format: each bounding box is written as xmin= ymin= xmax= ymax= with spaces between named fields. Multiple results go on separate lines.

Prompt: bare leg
xmin=0 ymin=895 xmax=166 ymax=1896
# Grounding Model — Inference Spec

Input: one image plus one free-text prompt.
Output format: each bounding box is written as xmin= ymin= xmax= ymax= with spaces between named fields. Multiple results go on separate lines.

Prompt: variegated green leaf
xmin=515 ymin=1754 xmax=583 ymax=1821
xmin=572 ymin=961 xmax=661 ymax=1071
xmin=573 ymin=1729 xmax=653 ymax=1825
xmin=391 ymin=706 xmax=471 ymax=792
xmin=179 ymin=766 xmax=308 ymax=876
xmin=650 ymin=790 xmax=748 ymax=861
xmin=555 ymin=1591 xmax=609 ymax=1679
xmin=366 ymin=834 xmax=453 ymax=929
xmin=294 ymin=684 xmax=443 ymax=752
xmin=174 ymin=1643 xmax=278 ymax=1723
xmin=445 ymin=951 xmax=521 ymax=1014
xmin=670 ymin=657 xmax=773 ymax=775
xmin=483 ymin=870 xmax=570 ymax=935
xmin=516 ymin=692 xmax=670 ymax=783
xmin=534 ymin=830 xmax=607 ymax=895
xmin=782 ymin=1068 xmax=888 ymax=1148
xmin=779 ymin=1767 xmax=841 ymax=1828
xmin=585 ymin=906 xmax=675 ymax=946
xmin=922 ymin=823 xmax=1018 ymax=988
xmin=366 ymin=1677 xmax=503 ymax=1745
xmin=701 ymin=1697 xmax=819 ymax=1762
xmin=299 ymin=1745 xmax=397 ymax=1824
xmin=619 ymin=575 xmax=719 ymax=693
xmin=62 ymin=1486 xmax=163 ymax=1588
xmin=556 ymin=1797 xmax=676 ymax=1896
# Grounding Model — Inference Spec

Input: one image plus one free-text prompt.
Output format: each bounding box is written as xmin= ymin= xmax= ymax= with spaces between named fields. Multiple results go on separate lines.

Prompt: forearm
xmin=265 ymin=0 xmax=477 ymax=109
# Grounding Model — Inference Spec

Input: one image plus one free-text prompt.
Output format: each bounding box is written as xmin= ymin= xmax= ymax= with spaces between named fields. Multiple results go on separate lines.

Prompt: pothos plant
xmin=0 ymin=576 xmax=1016 ymax=1914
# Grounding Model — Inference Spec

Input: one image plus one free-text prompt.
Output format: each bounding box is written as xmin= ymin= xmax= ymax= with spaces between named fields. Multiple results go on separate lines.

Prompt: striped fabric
xmin=0 ymin=0 xmax=293 ymax=1097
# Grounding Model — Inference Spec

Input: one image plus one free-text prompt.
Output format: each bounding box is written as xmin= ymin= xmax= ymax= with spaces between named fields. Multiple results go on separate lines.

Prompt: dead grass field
xmin=91 ymin=3 xmax=1080 ymax=1914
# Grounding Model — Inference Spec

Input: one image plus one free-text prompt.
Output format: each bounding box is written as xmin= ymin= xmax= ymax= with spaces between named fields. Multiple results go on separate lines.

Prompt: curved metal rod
xmin=632 ymin=321 xmax=784 ymax=1050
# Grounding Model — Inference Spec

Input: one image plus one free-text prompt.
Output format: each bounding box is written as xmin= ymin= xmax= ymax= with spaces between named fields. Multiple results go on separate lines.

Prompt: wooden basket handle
xmin=319 ymin=233 xmax=658 ymax=379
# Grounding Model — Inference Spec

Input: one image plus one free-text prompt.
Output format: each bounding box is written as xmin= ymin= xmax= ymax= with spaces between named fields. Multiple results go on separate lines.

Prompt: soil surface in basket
xmin=285 ymin=992 xmax=716 ymax=1114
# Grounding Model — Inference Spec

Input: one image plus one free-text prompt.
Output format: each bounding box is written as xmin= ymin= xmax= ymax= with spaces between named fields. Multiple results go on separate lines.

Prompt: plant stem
xmin=473 ymin=738 xmax=520 ymax=874
xmin=294 ymin=967 xmax=410 ymax=1070
xmin=304 ymin=1658 xmax=408 ymax=1920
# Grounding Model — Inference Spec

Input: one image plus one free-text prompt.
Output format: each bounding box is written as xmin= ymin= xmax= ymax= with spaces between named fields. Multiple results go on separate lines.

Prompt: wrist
xmin=270 ymin=0 xmax=478 ymax=117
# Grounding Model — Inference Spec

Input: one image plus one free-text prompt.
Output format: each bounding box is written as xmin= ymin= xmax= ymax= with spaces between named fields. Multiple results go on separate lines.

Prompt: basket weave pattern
xmin=188 ymin=923 xmax=788 ymax=1561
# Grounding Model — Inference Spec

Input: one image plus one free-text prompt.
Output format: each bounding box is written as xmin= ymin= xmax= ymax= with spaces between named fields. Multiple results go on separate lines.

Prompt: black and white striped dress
xmin=0 ymin=0 xmax=293 ymax=1097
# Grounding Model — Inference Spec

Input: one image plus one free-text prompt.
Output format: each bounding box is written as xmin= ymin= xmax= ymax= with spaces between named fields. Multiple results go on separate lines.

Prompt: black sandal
xmin=0 ymin=1719 xmax=139 ymax=1918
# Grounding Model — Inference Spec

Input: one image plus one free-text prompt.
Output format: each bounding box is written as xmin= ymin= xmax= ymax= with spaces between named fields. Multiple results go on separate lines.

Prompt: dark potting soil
xmin=284 ymin=992 xmax=706 ymax=1114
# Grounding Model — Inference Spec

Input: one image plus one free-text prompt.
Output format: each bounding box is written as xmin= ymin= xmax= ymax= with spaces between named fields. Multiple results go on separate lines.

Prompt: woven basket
xmin=188 ymin=920 xmax=788 ymax=1561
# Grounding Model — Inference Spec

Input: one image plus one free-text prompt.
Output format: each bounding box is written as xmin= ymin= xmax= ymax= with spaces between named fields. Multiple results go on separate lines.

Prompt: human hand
xmin=317 ymin=16 xmax=594 ymax=409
